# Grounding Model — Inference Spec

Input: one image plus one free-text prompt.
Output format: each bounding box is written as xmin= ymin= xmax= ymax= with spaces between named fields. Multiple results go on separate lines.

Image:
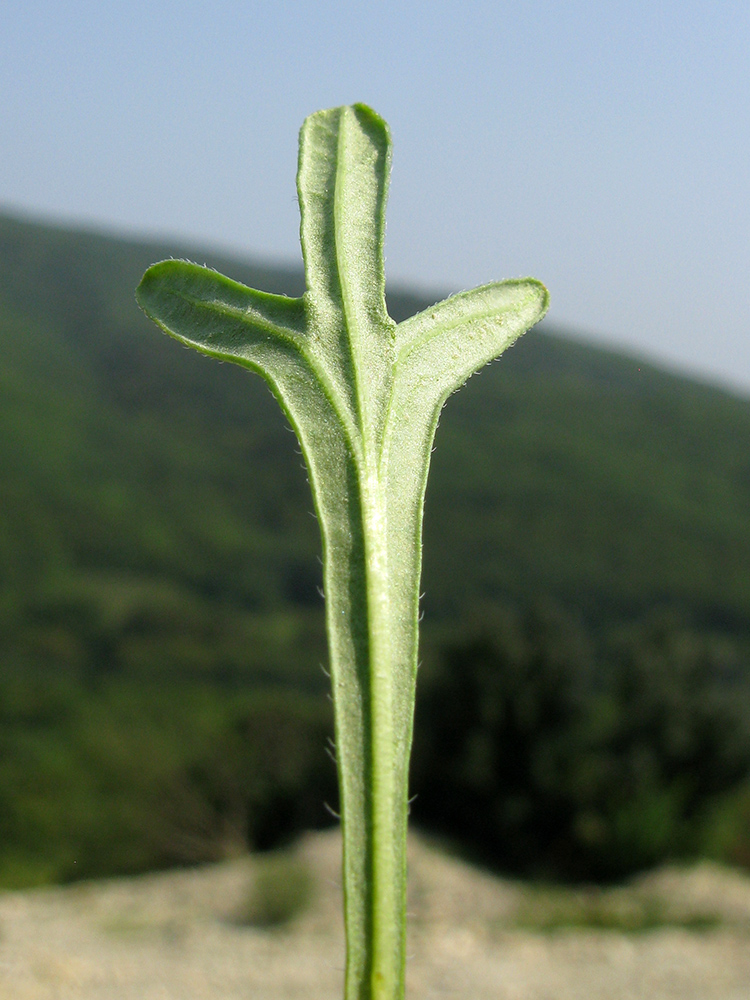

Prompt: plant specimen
xmin=136 ymin=103 xmax=548 ymax=1000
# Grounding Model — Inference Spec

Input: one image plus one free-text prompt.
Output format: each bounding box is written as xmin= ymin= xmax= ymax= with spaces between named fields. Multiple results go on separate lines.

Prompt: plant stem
xmin=325 ymin=463 xmax=416 ymax=1000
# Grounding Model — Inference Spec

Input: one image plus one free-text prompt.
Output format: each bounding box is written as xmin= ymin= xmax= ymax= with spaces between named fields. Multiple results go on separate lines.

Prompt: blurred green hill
xmin=3 ymin=208 xmax=750 ymax=679
xmin=2 ymin=207 xmax=750 ymax=885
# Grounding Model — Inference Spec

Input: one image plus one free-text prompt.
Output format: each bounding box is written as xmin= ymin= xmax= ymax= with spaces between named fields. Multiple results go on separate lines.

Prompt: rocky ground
xmin=1 ymin=829 xmax=750 ymax=999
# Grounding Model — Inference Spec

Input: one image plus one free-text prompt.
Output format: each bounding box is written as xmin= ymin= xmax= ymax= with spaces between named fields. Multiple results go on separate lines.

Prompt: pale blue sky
xmin=2 ymin=1 xmax=749 ymax=393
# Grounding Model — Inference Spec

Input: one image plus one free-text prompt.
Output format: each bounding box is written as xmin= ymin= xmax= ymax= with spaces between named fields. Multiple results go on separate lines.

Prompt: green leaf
xmin=137 ymin=103 xmax=548 ymax=1000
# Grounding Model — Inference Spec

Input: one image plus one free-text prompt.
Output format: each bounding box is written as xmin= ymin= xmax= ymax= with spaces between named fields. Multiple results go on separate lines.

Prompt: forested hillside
xmin=3 ymin=208 xmax=750 ymax=674
xmin=2 ymin=207 xmax=750 ymax=885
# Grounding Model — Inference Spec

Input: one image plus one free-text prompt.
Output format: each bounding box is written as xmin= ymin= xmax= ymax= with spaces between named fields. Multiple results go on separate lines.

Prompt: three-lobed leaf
xmin=137 ymin=103 xmax=548 ymax=1000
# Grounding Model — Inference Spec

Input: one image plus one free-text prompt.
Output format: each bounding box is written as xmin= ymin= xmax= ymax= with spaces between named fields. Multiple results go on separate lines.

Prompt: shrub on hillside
xmin=0 ymin=679 xmax=336 ymax=887
xmin=141 ymin=690 xmax=338 ymax=865
xmin=412 ymin=606 xmax=750 ymax=881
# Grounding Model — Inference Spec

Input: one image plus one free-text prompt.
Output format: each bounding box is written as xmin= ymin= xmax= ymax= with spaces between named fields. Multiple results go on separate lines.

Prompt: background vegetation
xmin=3 ymin=208 xmax=750 ymax=886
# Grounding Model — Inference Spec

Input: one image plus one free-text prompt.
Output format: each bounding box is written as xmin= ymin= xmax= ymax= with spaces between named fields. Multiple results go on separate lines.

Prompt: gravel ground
xmin=2 ymin=830 xmax=750 ymax=999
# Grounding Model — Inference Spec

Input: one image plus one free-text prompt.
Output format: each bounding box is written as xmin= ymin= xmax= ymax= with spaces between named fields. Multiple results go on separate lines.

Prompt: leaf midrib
xmin=333 ymin=108 xmax=381 ymax=462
